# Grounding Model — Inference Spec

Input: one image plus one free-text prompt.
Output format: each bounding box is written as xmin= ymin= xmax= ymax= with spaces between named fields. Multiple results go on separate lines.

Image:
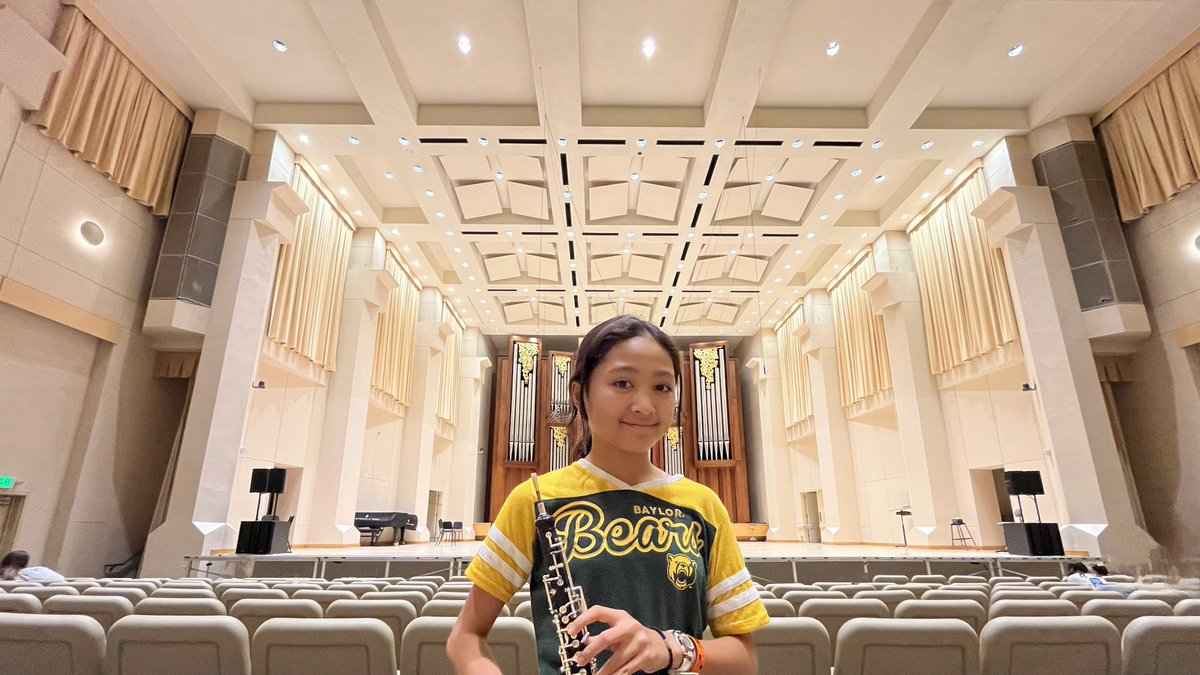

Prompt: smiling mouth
xmin=621 ymin=422 xmax=659 ymax=428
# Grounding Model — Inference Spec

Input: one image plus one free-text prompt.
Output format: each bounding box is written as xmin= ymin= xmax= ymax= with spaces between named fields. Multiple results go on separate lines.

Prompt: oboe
xmin=531 ymin=472 xmax=596 ymax=675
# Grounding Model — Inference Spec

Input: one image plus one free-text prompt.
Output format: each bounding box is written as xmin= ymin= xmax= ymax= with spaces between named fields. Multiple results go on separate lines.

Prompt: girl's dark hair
xmin=568 ymin=315 xmax=680 ymax=461
xmin=1090 ymin=564 xmax=1111 ymax=576
xmin=0 ymin=550 xmax=29 ymax=580
xmin=1066 ymin=562 xmax=1089 ymax=575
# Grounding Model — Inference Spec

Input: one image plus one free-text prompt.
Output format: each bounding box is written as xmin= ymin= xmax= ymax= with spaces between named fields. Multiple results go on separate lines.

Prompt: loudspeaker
xmin=265 ymin=468 xmax=287 ymax=494
xmin=1004 ymin=470 xmax=1045 ymax=496
xmin=249 ymin=468 xmax=270 ymax=494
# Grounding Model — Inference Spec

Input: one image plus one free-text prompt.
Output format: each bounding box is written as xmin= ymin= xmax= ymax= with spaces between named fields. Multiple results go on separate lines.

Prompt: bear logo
xmin=667 ymin=553 xmax=697 ymax=591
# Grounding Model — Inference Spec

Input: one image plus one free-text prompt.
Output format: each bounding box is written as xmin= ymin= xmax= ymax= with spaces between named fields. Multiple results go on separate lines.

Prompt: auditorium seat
xmin=781 ymin=590 xmax=848 ymax=613
xmin=1121 ymin=616 xmax=1200 ymax=675
xmin=291 ymin=590 xmax=357 ymax=613
xmin=988 ymin=599 xmax=1078 ymax=620
xmin=506 ymin=590 xmax=531 ymax=614
xmin=43 ymin=595 xmax=134 ymax=631
xmin=439 ymin=583 xmax=474 ymax=593
xmin=273 ymin=583 xmax=322 ymax=597
xmin=950 ymin=583 xmax=993 ymax=594
xmin=1025 ymin=577 xmax=1062 ymax=586
xmin=432 ymin=591 xmax=471 ymax=602
xmin=327 ymin=583 xmax=379 ymax=598
xmin=895 ymin=598 xmax=987 ymax=633
xmin=220 ymin=588 xmax=287 ymax=611
xmin=1082 ymin=599 xmax=1173 ymax=635
xmin=980 ymin=616 xmax=1120 ymax=675
xmin=327 ymin=599 xmax=417 ymax=665
xmin=213 ymin=582 xmax=268 ymax=598
xmin=0 ymin=580 xmax=31 ymax=592
xmin=400 ymin=616 xmax=537 ymax=675
xmin=830 ymin=584 xmax=877 ymax=597
xmin=884 ymin=583 xmax=935 ymax=598
xmin=949 ymin=575 xmax=986 ymax=585
xmin=814 ymin=581 xmax=854 ymax=590
xmin=107 ymin=581 xmax=158 ymax=596
xmin=757 ymin=590 xmax=777 ymax=599
xmin=362 ymin=591 xmax=428 ymax=613
xmin=751 ymin=617 xmax=830 ymax=675
xmin=989 ymin=577 xmax=1024 ymax=586
xmin=14 ymin=586 xmax=80 ymax=602
xmin=161 ymin=580 xmax=213 ymax=590
xmin=1174 ymin=599 xmax=1200 ymax=616
xmin=1128 ymin=590 xmax=1192 ymax=607
xmin=253 ymin=617 xmax=396 ymax=674
xmin=384 ymin=584 xmax=434 ymax=600
xmin=421 ymin=598 xmax=511 ymax=617
xmin=834 ymin=617 xmax=979 ymax=675
xmin=767 ymin=583 xmax=822 ymax=596
xmin=514 ymin=600 xmax=533 ymax=621
xmin=912 ymin=575 xmax=949 ymax=585
xmin=1104 ymin=575 xmax=1137 ymax=583
xmin=230 ymin=598 xmax=322 ymax=637
xmin=923 ymin=589 xmax=989 ymax=609
xmin=105 ymin=614 xmax=249 ymax=675
xmin=151 ymin=587 xmax=217 ymax=600
xmin=761 ymin=598 xmax=796 ymax=617
xmin=135 ymin=598 xmax=226 ymax=616
xmin=448 ymin=576 xmax=471 ymax=583
xmin=796 ymin=598 xmax=889 ymax=658
xmin=0 ymin=593 xmax=42 ymax=613
xmin=0 ymin=613 xmax=105 ymax=675
xmin=852 ymin=589 xmax=916 ymax=616
xmin=83 ymin=587 xmax=147 ymax=604
xmin=990 ymin=589 xmax=1056 ymax=602
xmin=872 ymin=575 xmax=910 ymax=585
xmin=51 ymin=581 xmax=101 ymax=593
xmin=409 ymin=576 xmax=446 ymax=588
xmin=1060 ymin=590 xmax=1126 ymax=611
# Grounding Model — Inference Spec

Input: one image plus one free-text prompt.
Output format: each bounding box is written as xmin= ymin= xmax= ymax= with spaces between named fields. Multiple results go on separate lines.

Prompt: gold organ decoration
xmin=517 ymin=342 xmax=539 ymax=385
xmin=554 ymin=355 xmax=571 ymax=378
xmin=695 ymin=347 xmax=720 ymax=390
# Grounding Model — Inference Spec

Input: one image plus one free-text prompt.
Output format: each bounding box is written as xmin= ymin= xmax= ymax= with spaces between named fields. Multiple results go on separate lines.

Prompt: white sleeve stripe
xmin=708 ymin=586 xmax=759 ymax=620
xmin=487 ymin=528 xmax=533 ymax=575
xmin=706 ymin=568 xmax=751 ymax=603
xmin=476 ymin=546 xmax=526 ymax=589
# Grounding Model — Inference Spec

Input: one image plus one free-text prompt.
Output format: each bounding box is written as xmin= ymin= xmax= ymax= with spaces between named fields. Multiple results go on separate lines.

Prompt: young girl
xmin=449 ymin=315 xmax=766 ymax=675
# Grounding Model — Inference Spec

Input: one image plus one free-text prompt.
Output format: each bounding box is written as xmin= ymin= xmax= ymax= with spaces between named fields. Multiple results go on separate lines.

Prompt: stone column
xmin=974 ymin=186 xmax=1157 ymax=565
xmin=305 ymin=228 xmax=397 ymax=546
xmin=861 ymin=232 xmax=960 ymax=547
xmin=444 ymin=328 xmax=493 ymax=533
xmin=392 ymin=290 xmax=449 ymax=541
xmin=797 ymin=290 xmax=863 ymax=544
xmin=743 ymin=330 xmax=799 ymax=541
xmin=140 ymin=176 xmax=307 ymax=577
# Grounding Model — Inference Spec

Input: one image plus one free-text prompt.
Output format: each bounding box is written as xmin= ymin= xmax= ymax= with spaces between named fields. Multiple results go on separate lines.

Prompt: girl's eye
xmin=613 ymin=380 xmax=632 ymax=388
xmin=656 ymin=384 xmax=674 ymax=393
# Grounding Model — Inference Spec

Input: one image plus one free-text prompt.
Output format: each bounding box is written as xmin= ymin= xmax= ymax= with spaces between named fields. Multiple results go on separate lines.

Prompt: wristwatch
xmin=670 ymin=630 xmax=698 ymax=674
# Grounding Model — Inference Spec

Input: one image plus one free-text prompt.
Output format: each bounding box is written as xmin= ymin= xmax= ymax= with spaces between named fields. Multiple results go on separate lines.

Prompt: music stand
xmin=894 ymin=506 xmax=912 ymax=548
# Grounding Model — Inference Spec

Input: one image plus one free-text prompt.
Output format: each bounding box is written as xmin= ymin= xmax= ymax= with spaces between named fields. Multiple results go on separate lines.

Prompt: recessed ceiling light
xmin=698 ymin=191 xmax=708 ymax=199
xmin=766 ymin=289 xmax=774 ymax=295
xmin=774 ymin=277 xmax=782 ymax=283
xmin=715 ymin=139 xmax=725 ymax=148
xmin=348 ymin=136 xmax=360 ymax=145
xmin=874 ymin=175 xmax=886 ymax=183
xmin=626 ymin=231 xmax=635 ymax=238
xmin=972 ymin=139 xmax=984 ymax=148
xmin=272 ymin=40 xmax=288 ymax=53
xmin=424 ymin=189 xmax=435 ymax=197
xmin=444 ymin=230 xmax=453 ymax=237
xmin=412 ymin=260 xmax=421 ymax=268
xmin=826 ymin=40 xmax=841 ymax=56
xmin=792 ymin=139 xmax=804 ymax=148
xmin=384 ymin=171 xmax=394 ymax=179
xmin=729 ymin=249 xmax=738 ymax=256
xmin=784 ymin=264 xmax=792 ymax=270
xmin=569 ymin=263 xmax=576 ymax=269
xmin=494 ymin=171 xmax=505 ymax=180
xmin=298 ymin=133 xmax=309 ymax=144
xmin=851 ymin=168 xmax=863 ymax=177
xmin=354 ymin=209 xmax=363 ymax=217
xmin=860 ymin=233 xmax=869 ymax=239
xmin=642 ymin=37 xmax=656 ymax=58
xmin=833 ymin=264 xmax=840 ymax=270
xmin=765 ymin=173 xmax=775 ymax=182
xmin=516 ymin=247 xmax=524 ymax=253
xmin=338 ymin=187 xmax=348 ymax=196
xmin=468 ymin=276 xmax=476 ymax=281
xmin=478 ymin=137 xmax=488 ymax=146
xmin=871 ymin=140 xmax=884 ymax=149
xmin=454 ymin=247 xmax=463 ymax=253
xmin=920 ymin=140 xmax=934 ymax=150
xmin=557 ymin=137 xmax=568 ymax=146
xmin=677 ymin=263 xmax=685 ymax=269
xmin=1008 ymin=44 xmax=1024 ymax=58
xmin=806 ymin=232 xmax=816 ymax=239
xmin=794 ymin=249 xmax=803 ymax=255
xmin=412 ymin=165 xmax=424 ymax=173
xmin=945 ymin=168 xmax=955 ymax=176
xmin=402 ymin=245 xmax=409 ymax=251
xmin=636 ymin=138 xmax=646 ymax=147
xmin=458 ymin=35 xmax=472 ymax=54
xmin=461 ymin=262 xmax=469 ymax=268
xmin=566 ymin=231 xmax=574 ymax=237
xmin=921 ymin=192 xmax=932 ymax=199
xmin=436 ymin=211 xmax=446 ymax=219
xmin=834 ymin=193 xmax=845 ymax=200
xmin=819 ymin=214 xmax=829 ymax=221
xmin=746 ymin=232 xmax=755 ymax=238
xmin=79 ymin=220 xmax=104 ymax=246
xmin=398 ymin=137 xmax=410 ymax=146
xmin=687 ymin=232 xmax=695 ymax=238
xmin=902 ymin=214 xmax=911 ymax=221
xmin=505 ymin=231 xmax=514 ymax=237
xmin=622 ymin=248 xmax=631 ymax=254
xmin=563 ymin=190 xmax=572 ymax=199
xmin=319 ymin=164 xmax=330 ymax=172
xmin=630 ymin=172 xmax=640 ymax=181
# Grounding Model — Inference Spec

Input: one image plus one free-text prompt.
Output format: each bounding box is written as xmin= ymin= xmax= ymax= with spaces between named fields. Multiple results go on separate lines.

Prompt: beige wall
xmin=847 ymin=413 xmax=907 ymax=544
xmin=0 ymin=84 xmax=185 ymax=575
xmin=359 ymin=406 xmax=407 ymax=512
xmin=1118 ymin=180 xmax=1200 ymax=572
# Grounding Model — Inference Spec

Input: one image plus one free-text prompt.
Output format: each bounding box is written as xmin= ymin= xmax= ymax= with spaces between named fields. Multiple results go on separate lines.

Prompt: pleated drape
xmin=774 ymin=304 xmax=814 ymax=431
xmin=436 ymin=301 xmax=465 ymax=428
xmin=266 ymin=165 xmax=354 ymax=371
xmin=830 ymin=255 xmax=893 ymax=408
xmin=30 ymin=7 xmax=188 ymax=216
xmin=909 ymin=170 xmax=1020 ymax=375
xmin=371 ymin=247 xmax=421 ymax=407
xmin=1098 ymin=42 xmax=1200 ymax=221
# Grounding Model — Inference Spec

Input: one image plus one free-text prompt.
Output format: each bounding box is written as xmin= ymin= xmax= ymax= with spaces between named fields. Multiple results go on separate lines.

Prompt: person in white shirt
xmin=0 ymin=550 xmax=65 ymax=583
xmin=1064 ymin=561 xmax=1105 ymax=588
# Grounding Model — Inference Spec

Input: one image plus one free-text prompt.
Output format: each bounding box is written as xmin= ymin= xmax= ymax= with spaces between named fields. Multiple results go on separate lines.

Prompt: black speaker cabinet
xmin=236 ymin=520 xmax=290 ymax=555
xmin=1004 ymin=470 xmax=1045 ymax=496
xmin=1002 ymin=522 xmax=1064 ymax=556
xmin=265 ymin=468 xmax=287 ymax=494
xmin=249 ymin=468 xmax=270 ymax=493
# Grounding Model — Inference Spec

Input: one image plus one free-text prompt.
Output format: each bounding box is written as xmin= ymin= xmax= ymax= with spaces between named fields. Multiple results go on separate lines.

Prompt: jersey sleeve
xmin=704 ymin=499 xmax=769 ymax=637
xmin=465 ymin=479 xmax=536 ymax=604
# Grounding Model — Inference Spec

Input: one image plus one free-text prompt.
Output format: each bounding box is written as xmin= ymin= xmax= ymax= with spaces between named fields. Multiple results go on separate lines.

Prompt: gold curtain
xmin=436 ymin=300 xmax=465 ymax=427
xmin=29 ymin=7 xmax=188 ymax=217
xmin=1098 ymin=42 xmax=1200 ymax=222
xmin=830 ymin=255 xmax=893 ymax=408
xmin=266 ymin=165 xmax=353 ymax=371
xmin=371 ymin=247 xmax=421 ymax=407
xmin=909 ymin=170 xmax=1020 ymax=375
xmin=774 ymin=304 xmax=814 ymax=428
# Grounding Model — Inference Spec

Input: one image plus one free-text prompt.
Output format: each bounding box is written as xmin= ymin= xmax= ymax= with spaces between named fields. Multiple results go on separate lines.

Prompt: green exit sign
xmin=0 ymin=476 xmax=14 ymax=489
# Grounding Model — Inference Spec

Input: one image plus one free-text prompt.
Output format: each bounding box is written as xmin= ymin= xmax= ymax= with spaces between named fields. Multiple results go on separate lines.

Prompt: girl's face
xmin=578 ymin=335 xmax=677 ymax=457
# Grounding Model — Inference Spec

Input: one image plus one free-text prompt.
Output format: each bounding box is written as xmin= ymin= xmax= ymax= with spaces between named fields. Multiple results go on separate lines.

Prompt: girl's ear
xmin=570 ymin=381 xmax=582 ymax=411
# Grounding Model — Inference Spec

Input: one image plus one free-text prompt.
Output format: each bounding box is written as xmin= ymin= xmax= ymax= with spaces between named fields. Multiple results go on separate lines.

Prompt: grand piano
xmin=354 ymin=511 xmax=418 ymax=545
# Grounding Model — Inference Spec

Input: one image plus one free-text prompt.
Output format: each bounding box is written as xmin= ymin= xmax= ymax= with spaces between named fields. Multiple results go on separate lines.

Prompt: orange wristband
xmin=694 ymin=638 xmax=706 ymax=672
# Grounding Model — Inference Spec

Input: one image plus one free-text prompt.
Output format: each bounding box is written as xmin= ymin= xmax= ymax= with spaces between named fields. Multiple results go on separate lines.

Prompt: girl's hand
xmin=566 ymin=605 xmax=673 ymax=675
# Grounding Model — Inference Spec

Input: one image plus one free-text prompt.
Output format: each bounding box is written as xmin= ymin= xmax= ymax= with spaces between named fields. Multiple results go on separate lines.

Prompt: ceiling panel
xmin=640 ymin=157 xmax=689 ymax=183
xmin=588 ymin=156 xmax=635 ymax=183
xmin=714 ymin=185 xmax=754 ymax=221
xmin=455 ymin=181 xmax=503 ymax=219
xmin=777 ymin=157 xmax=838 ymax=184
xmin=500 ymin=156 xmax=544 ymax=182
xmin=588 ymin=183 xmax=630 ymax=221
xmin=442 ymin=156 xmax=495 ymax=182
xmin=636 ymin=182 xmax=680 ymax=221
xmin=508 ymin=181 xmax=548 ymax=220
xmin=761 ymin=183 xmax=814 ymax=222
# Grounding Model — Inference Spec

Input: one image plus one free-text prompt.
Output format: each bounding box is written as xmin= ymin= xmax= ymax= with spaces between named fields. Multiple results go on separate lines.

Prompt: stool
xmin=950 ymin=519 xmax=976 ymax=547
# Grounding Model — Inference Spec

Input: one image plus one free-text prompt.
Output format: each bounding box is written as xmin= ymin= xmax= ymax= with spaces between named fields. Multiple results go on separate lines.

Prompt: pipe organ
xmin=489 ymin=337 xmax=749 ymax=522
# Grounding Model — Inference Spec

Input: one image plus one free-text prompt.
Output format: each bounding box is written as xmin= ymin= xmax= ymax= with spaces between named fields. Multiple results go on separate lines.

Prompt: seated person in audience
xmin=449 ymin=315 xmax=766 ymax=675
xmin=1090 ymin=564 xmax=1111 ymax=576
xmin=0 ymin=550 xmax=65 ymax=582
xmin=1065 ymin=561 xmax=1105 ymax=588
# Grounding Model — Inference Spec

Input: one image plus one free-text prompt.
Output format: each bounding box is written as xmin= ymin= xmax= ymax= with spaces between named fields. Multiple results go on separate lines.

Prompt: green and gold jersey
xmin=467 ymin=459 xmax=769 ymax=675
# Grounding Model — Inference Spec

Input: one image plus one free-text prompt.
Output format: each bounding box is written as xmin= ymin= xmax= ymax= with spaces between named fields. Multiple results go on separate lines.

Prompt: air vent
xmin=681 ymin=242 xmax=691 ymax=260
xmin=565 ymin=207 xmax=572 ymax=227
xmin=582 ymin=231 xmax=619 ymax=237
xmin=568 ymin=241 xmax=575 ymax=259
xmin=672 ymin=271 xmax=681 ymax=286
xmin=571 ymin=271 xmax=577 ymax=286
xmin=734 ymin=140 xmax=783 ymax=147
xmin=761 ymin=233 xmax=800 ymax=238
xmin=702 ymin=232 xmax=738 ymax=237
xmin=499 ymin=138 xmax=546 ymax=145
xmin=585 ymin=289 xmax=615 ymax=293
xmin=573 ymin=294 xmax=579 ymax=308
xmin=656 ymin=140 xmax=705 ymax=146
xmin=560 ymin=153 xmax=569 ymax=184
xmin=418 ymin=137 xmax=468 ymax=144
xmin=689 ymin=204 xmax=703 ymax=228
xmin=487 ymin=288 xmax=518 ymax=292
xmin=536 ymin=288 xmax=564 ymax=293
xmin=665 ymin=296 xmax=674 ymax=309
xmin=577 ymin=317 xmax=582 ymax=328
xmin=521 ymin=231 xmax=557 ymax=236
xmin=461 ymin=230 xmax=498 ymax=235
xmin=659 ymin=317 xmax=666 ymax=327
xmin=634 ymin=289 xmax=658 ymax=293
xmin=813 ymin=140 xmax=863 ymax=148
xmin=642 ymin=232 xmax=679 ymax=237
xmin=578 ymin=139 xmax=626 ymax=145
xmin=703 ymin=155 xmax=718 ymax=186
xmin=730 ymin=289 xmax=759 ymax=294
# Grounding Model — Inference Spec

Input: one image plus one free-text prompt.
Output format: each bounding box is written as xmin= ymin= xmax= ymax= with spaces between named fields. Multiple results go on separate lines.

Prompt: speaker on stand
xmin=1001 ymin=470 xmax=1062 ymax=556
xmin=238 ymin=468 xmax=290 ymax=554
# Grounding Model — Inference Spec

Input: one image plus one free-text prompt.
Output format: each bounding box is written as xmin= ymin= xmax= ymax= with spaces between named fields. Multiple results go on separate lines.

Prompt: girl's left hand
xmin=566 ymin=605 xmax=672 ymax=675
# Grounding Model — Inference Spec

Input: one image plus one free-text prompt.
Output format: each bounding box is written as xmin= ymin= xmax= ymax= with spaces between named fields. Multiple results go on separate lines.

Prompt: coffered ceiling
xmin=88 ymin=0 xmax=1200 ymax=335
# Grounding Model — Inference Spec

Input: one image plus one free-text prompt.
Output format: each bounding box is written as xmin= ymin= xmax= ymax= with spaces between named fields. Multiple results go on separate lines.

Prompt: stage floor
xmin=186 ymin=541 xmax=1097 ymax=582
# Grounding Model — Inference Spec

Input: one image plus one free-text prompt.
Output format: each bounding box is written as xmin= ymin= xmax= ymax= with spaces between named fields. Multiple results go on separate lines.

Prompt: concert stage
xmin=183 ymin=541 xmax=1100 ymax=581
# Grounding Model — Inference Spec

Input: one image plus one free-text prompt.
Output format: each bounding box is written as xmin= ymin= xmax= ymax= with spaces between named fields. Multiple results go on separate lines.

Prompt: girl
xmin=450 ymin=315 xmax=766 ymax=675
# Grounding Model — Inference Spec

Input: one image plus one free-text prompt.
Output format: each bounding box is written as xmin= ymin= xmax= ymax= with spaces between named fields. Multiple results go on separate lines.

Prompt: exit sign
xmin=0 ymin=476 xmax=13 ymax=489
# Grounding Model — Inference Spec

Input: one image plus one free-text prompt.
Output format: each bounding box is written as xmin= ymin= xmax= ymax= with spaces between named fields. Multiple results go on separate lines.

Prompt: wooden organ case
xmin=487 ymin=337 xmax=750 ymax=522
